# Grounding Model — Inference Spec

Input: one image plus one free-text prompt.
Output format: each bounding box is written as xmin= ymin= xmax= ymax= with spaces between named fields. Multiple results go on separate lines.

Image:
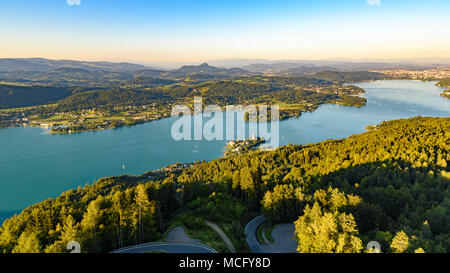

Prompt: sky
xmin=0 ymin=0 xmax=449 ymax=63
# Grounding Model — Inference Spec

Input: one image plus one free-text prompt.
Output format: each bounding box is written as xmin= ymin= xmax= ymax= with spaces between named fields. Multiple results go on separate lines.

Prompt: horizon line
xmin=1 ymin=56 xmax=449 ymax=66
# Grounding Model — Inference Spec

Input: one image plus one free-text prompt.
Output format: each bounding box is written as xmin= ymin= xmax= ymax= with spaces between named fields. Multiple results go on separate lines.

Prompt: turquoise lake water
xmin=0 ymin=80 xmax=449 ymax=221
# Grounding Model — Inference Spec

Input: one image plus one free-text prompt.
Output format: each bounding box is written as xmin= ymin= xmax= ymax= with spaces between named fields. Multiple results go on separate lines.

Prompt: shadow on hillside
xmin=298 ymin=158 xmax=449 ymax=235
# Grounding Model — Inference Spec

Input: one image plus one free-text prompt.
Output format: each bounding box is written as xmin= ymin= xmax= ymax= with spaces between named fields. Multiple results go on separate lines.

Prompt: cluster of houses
xmin=147 ymin=162 xmax=196 ymax=178
xmin=225 ymin=135 xmax=266 ymax=156
xmin=0 ymin=112 xmax=29 ymax=128
xmin=376 ymin=69 xmax=450 ymax=80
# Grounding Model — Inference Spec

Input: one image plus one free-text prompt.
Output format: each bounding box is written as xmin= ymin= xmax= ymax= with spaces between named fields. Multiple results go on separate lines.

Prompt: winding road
xmin=110 ymin=242 xmax=217 ymax=253
xmin=112 ymin=216 xmax=298 ymax=253
xmin=245 ymin=215 xmax=298 ymax=253
xmin=111 ymin=226 xmax=218 ymax=253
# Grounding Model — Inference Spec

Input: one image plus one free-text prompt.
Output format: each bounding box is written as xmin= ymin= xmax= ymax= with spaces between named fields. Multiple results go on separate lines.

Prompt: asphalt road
xmin=245 ymin=215 xmax=268 ymax=253
xmin=112 ymin=217 xmax=298 ymax=253
xmin=111 ymin=226 xmax=218 ymax=253
xmin=245 ymin=215 xmax=298 ymax=253
xmin=110 ymin=242 xmax=217 ymax=253
xmin=165 ymin=226 xmax=202 ymax=244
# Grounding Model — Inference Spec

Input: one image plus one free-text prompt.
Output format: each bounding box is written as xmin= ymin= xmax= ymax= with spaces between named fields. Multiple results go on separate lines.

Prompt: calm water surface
xmin=0 ymin=80 xmax=449 ymax=220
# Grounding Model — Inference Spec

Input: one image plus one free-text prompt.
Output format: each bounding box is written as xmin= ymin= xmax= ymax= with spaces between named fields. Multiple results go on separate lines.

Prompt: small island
xmin=441 ymin=90 xmax=450 ymax=99
xmin=223 ymin=135 xmax=266 ymax=157
xmin=436 ymin=79 xmax=450 ymax=99
xmin=436 ymin=79 xmax=450 ymax=88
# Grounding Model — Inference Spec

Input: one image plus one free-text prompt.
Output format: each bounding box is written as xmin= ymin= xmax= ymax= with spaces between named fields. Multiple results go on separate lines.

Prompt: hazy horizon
xmin=1 ymin=56 xmax=449 ymax=70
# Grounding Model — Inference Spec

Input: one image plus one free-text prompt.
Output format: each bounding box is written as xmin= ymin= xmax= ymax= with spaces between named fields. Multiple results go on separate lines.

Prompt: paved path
xmin=111 ymin=226 xmax=217 ymax=253
xmin=110 ymin=242 xmax=217 ymax=253
xmin=245 ymin=215 xmax=268 ymax=253
xmin=245 ymin=215 xmax=298 ymax=253
xmin=165 ymin=226 xmax=201 ymax=244
xmin=205 ymin=220 xmax=236 ymax=253
xmin=270 ymin=224 xmax=298 ymax=253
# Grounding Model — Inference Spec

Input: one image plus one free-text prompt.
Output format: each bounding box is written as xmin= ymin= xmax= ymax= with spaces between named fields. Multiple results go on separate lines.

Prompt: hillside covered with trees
xmin=437 ymin=79 xmax=450 ymax=99
xmin=0 ymin=84 xmax=72 ymax=109
xmin=436 ymin=79 xmax=450 ymax=88
xmin=0 ymin=117 xmax=448 ymax=253
xmin=54 ymin=76 xmax=360 ymax=112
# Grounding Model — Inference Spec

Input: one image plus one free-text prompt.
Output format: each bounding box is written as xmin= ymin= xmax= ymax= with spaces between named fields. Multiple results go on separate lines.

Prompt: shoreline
xmin=1 ymin=79 xmax=446 ymax=134
xmin=0 ymin=98 xmax=367 ymax=134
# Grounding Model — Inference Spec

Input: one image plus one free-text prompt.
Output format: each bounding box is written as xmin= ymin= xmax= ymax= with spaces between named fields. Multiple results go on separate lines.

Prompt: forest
xmin=436 ymin=79 xmax=450 ymax=99
xmin=0 ymin=117 xmax=448 ymax=253
xmin=436 ymin=79 xmax=450 ymax=88
xmin=0 ymin=84 xmax=72 ymax=109
xmin=54 ymin=76 xmax=364 ymax=112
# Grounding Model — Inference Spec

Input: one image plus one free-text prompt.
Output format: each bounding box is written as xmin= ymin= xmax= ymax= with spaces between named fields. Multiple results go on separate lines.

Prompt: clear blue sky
xmin=0 ymin=0 xmax=449 ymax=62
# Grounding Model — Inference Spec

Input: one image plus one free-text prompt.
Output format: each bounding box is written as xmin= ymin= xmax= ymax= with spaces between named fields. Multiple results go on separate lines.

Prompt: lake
xmin=0 ymin=80 xmax=449 ymax=222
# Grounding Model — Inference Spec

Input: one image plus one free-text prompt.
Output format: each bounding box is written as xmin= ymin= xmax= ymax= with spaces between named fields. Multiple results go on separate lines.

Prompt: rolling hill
xmin=0 ymin=58 xmax=150 ymax=72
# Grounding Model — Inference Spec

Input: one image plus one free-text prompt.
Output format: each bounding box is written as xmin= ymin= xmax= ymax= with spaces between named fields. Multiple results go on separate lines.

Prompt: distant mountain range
xmin=241 ymin=61 xmax=437 ymax=73
xmin=0 ymin=60 xmax=255 ymax=86
xmin=0 ymin=58 xmax=150 ymax=72
xmin=160 ymin=63 xmax=252 ymax=78
xmin=208 ymin=58 xmax=450 ymax=69
xmin=0 ymin=58 xmax=254 ymax=76
xmin=0 ymin=58 xmax=448 ymax=81
xmin=150 ymin=58 xmax=449 ymax=69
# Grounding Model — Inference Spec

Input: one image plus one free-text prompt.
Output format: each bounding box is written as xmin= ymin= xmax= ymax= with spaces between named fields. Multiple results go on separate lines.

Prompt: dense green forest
xmin=436 ymin=79 xmax=450 ymax=88
xmin=436 ymin=80 xmax=450 ymax=99
xmin=55 ymin=88 xmax=172 ymax=111
xmin=54 ymin=76 xmax=363 ymax=112
xmin=1 ymin=117 xmax=448 ymax=253
xmin=0 ymin=84 xmax=73 ymax=109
